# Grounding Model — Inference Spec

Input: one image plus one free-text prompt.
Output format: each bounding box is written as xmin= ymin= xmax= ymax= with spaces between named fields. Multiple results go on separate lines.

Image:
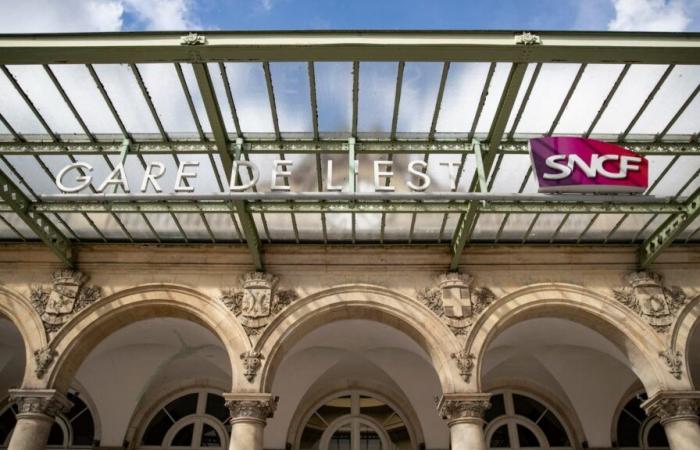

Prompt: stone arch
xmin=46 ymin=284 xmax=250 ymax=392
xmin=670 ymin=293 xmax=700 ymax=388
xmin=0 ymin=285 xmax=46 ymax=387
xmin=256 ymin=284 xmax=463 ymax=394
xmin=468 ymin=283 xmax=672 ymax=394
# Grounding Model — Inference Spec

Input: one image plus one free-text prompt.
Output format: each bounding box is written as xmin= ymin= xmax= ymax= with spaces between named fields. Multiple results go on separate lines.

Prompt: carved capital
xmin=612 ymin=271 xmax=688 ymax=333
xmin=9 ymin=389 xmax=72 ymax=419
xmin=224 ymin=393 xmax=278 ymax=424
xmin=417 ymin=272 xmax=495 ymax=337
xmin=241 ymin=350 xmax=264 ymax=383
xmin=220 ymin=272 xmax=298 ymax=340
xmin=437 ymin=393 xmax=491 ymax=426
xmin=642 ymin=391 xmax=700 ymax=425
xmin=33 ymin=346 xmax=57 ymax=379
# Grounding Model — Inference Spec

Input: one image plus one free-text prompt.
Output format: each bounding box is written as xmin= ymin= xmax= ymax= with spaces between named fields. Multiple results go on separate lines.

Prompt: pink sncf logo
xmin=529 ymin=137 xmax=649 ymax=193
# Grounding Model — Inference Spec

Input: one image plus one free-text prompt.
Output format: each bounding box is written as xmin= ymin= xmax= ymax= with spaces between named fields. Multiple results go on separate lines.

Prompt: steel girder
xmin=0 ymin=170 xmax=74 ymax=266
xmin=639 ymin=186 xmax=700 ymax=268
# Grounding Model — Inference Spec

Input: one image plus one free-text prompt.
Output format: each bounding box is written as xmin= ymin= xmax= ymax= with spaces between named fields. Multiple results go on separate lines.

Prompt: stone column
xmin=643 ymin=391 xmax=700 ymax=450
xmin=7 ymin=389 xmax=72 ymax=450
xmin=224 ymin=393 xmax=277 ymax=450
xmin=437 ymin=393 xmax=491 ymax=450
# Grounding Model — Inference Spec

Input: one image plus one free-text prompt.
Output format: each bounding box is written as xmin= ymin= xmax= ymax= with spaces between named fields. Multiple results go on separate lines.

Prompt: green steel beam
xmin=192 ymin=63 xmax=263 ymax=270
xmin=0 ymin=170 xmax=74 ymax=267
xmin=0 ymin=139 xmax=696 ymax=156
xmin=2 ymin=31 xmax=700 ymax=65
xmin=639 ymin=186 xmax=700 ymax=268
xmin=449 ymin=62 xmax=528 ymax=270
xmin=20 ymin=200 xmax=684 ymax=215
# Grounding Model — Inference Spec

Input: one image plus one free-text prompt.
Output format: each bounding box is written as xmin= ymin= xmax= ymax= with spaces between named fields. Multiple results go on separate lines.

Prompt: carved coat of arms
xmin=417 ymin=273 xmax=496 ymax=336
xmin=613 ymin=271 xmax=687 ymax=332
xmin=220 ymin=272 xmax=298 ymax=338
xmin=30 ymin=270 xmax=102 ymax=334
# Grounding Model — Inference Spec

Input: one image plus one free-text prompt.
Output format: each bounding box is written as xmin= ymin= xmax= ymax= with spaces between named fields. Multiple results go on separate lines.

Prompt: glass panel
xmin=358 ymin=62 xmax=397 ymax=133
xmin=171 ymin=423 xmax=194 ymax=447
xmin=177 ymin=64 xmax=213 ymax=133
xmin=516 ymin=424 xmax=540 ymax=447
xmin=474 ymin=63 xmax=512 ymax=136
xmin=70 ymin=408 xmax=96 ymax=446
xmin=485 ymin=394 xmax=506 ymax=423
xmin=328 ymin=427 xmax=351 ymax=450
xmin=539 ymin=410 xmax=570 ymax=447
xmin=46 ymin=422 xmax=64 ymax=446
xmin=300 ymin=426 xmax=324 ymax=450
xmin=667 ymin=88 xmax=700 ymax=135
xmin=397 ymin=63 xmax=444 ymax=134
xmin=617 ymin=411 xmax=642 ymax=447
xmin=512 ymin=394 xmax=546 ymax=423
xmin=359 ymin=424 xmax=382 ymax=450
xmin=200 ymin=424 xmax=222 ymax=447
xmin=647 ymin=422 xmax=670 ymax=447
xmin=315 ymin=62 xmax=352 ymax=133
xmin=0 ymin=407 xmax=17 ymax=445
xmin=438 ymin=63 xmax=492 ymax=133
xmin=489 ymin=424 xmax=510 ymax=448
xmin=269 ymin=62 xmax=312 ymax=133
xmin=165 ymin=393 xmax=198 ymax=421
xmin=318 ymin=396 xmax=352 ymax=423
xmin=224 ymin=63 xmax=274 ymax=133
xmin=206 ymin=394 xmax=229 ymax=423
xmin=142 ymin=409 xmax=173 ymax=445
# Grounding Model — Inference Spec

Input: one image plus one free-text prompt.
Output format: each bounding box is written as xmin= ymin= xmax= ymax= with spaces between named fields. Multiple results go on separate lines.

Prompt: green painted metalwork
xmin=639 ymin=186 xmax=700 ymax=268
xmin=0 ymin=170 xmax=74 ymax=267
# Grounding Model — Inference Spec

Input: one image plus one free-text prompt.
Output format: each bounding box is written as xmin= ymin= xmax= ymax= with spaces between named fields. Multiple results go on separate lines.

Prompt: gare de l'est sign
xmin=54 ymin=136 xmax=649 ymax=195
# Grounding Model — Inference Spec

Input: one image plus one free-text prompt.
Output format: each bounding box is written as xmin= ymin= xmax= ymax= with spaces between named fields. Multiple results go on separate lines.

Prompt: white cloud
xmin=0 ymin=0 xmax=197 ymax=33
xmin=608 ymin=0 xmax=691 ymax=31
xmin=260 ymin=0 xmax=275 ymax=11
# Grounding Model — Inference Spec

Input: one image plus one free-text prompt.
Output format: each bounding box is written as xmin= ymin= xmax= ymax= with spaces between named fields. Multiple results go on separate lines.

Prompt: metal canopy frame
xmin=0 ymin=30 xmax=699 ymax=271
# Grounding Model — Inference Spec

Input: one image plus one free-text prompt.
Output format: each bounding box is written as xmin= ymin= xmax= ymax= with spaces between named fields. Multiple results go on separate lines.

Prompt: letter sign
xmin=529 ymin=137 xmax=648 ymax=193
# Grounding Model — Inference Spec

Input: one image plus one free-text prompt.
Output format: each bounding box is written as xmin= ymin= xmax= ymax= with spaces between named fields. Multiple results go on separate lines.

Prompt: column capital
xmin=642 ymin=391 xmax=700 ymax=425
xmin=223 ymin=392 xmax=278 ymax=425
xmin=437 ymin=393 xmax=491 ymax=426
xmin=8 ymin=389 xmax=72 ymax=420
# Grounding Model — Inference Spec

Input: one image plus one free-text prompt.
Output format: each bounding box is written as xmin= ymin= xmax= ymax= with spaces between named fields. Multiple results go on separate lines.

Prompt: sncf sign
xmin=529 ymin=137 xmax=648 ymax=193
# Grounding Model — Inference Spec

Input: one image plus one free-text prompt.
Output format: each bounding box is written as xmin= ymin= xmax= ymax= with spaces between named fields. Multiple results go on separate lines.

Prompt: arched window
xmin=299 ymin=392 xmax=412 ymax=450
xmin=614 ymin=392 xmax=669 ymax=449
xmin=138 ymin=389 xmax=229 ymax=449
xmin=485 ymin=390 xmax=573 ymax=449
xmin=0 ymin=391 xmax=96 ymax=449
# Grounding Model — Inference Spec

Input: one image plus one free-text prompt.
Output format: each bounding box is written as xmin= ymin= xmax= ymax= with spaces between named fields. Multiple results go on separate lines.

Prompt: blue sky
xmin=1 ymin=0 xmax=699 ymax=33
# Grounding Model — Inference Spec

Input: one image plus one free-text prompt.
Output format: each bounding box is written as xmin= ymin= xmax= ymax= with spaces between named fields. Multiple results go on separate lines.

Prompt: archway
xmin=669 ymin=294 xmax=700 ymax=388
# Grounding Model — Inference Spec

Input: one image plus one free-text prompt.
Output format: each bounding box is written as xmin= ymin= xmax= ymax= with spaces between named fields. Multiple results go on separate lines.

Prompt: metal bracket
xmin=0 ymin=170 xmax=74 ymax=267
xmin=639 ymin=186 xmax=700 ymax=268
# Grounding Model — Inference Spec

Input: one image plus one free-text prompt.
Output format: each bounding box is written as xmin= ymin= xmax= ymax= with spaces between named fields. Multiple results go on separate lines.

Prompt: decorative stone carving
xmin=417 ymin=273 xmax=495 ymax=336
xmin=225 ymin=394 xmax=278 ymax=422
xmin=220 ymin=272 xmax=298 ymax=339
xmin=660 ymin=349 xmax=684 ymax=380
xmin=9 ymin=389 xmax=72 ymax=418
xmin=30 ymin=269 xmax=102 ymax=334
xmin=451 ymin=350 xmax=475 ymax=383
xmin=514 ymin=32 xmax=542 ymax=45
xmin=241 ymin=350 xmax=264 ymax=383
xmin=33 ymin=347 xmax=57 ymax=379
xmin=180 ymin=32 xmax=207 ymax=45
xmin=612 ymin=271 xmax=688 ymax=332
xmin=437 ymin=394 xmax=491 ymax=425
xmin=643 ymin=392 xmax=700 ymax=425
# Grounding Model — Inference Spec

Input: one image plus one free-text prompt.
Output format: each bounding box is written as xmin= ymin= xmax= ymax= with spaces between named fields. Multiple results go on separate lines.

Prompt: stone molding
xmin=8 ymin=389 xmax=72 ymax=419
xmin=220 ymin=272 xmax=298 ymax=340
xmin=417 ymin=272 xmax=495 ymax=337
xmin=30 ymin=269 xmax=102 ymax=335
xmin=437 ymin=393 xmax=491 ymax=426
xmin=224 ymin=393 xmax=278 ymax=424
xmin=642 ymin=391 xmax=700 ymax=425
xmin=612 ymin=271 xmax=688 ymax=333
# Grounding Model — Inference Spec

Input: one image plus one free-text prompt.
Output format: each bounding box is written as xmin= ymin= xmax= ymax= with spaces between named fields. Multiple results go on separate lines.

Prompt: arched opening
xmin=266 ymin=319 xmax=443 ymax=450
xmin=0 ymin=316 xmax=24 ymax=403
xmin=482 ymin=315 xmax=664 ymax=449
xmin=684 ymin=306 xmax=700 ymax=389
xmin=60 ymin=317 xmax=233 ymax=449
xmin=611 ymin=389 xmax=669 ymax=450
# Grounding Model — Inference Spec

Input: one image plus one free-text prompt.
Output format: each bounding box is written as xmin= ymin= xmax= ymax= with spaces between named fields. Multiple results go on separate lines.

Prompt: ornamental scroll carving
xmin=659 ymin=349 xmax=684 ymax=380
xmin=417 ymin=272 xmax=496 ymax=337
xmin=30 ymin=269 xmax=102 ymax=335
xmin=220 ymin=272 xmax=298 ymax=339
xmin=612 ymin=271 xmax=688 ymax=332
xmin=33 ymin=347 xmax=57 ymax=379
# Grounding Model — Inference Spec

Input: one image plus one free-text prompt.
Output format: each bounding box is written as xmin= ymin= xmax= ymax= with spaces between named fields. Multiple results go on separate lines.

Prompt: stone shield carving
xmin=220 ymin=272 xmax=298 ymax=338
xmin=30 ymin=269 xmax=102 ymax=334
xmin=613 ymin=271 xmax=687 ymax=332
xmin=417 ymin=273 xmax=496 ymax=336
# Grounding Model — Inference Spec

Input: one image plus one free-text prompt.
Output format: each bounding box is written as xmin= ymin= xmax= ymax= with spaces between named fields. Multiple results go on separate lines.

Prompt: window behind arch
xmin=485 ymin=390 xmax=572 ymax=449
xmin=0 ymin=391 xmax=96 ymax=449
xmin=140 ymin=390 xmax=229 ymax=449
xmin=615 ymin=392 xmax=669 ymax=449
